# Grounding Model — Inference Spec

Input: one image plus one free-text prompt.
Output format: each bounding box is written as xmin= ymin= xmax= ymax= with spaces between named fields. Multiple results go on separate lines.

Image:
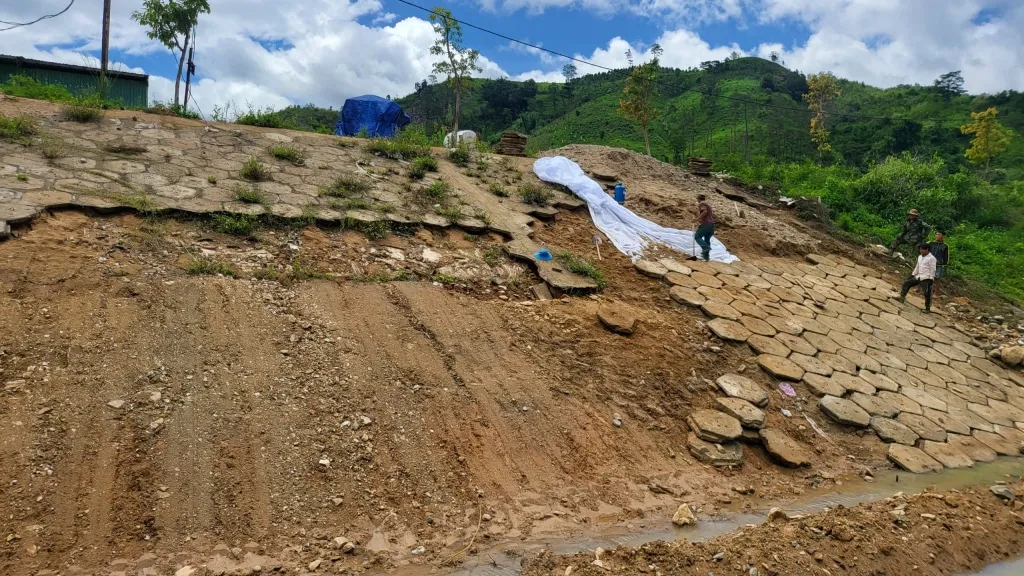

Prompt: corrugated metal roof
xmin=0 ymin=54 xmax=148 ymax=81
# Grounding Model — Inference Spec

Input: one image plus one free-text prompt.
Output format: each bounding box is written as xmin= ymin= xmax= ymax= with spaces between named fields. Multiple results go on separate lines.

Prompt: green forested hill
xmin=397 ymin=57 xmax=1024 ymax=181
xmin=254 ymin=57 xmax=1022 ymax=301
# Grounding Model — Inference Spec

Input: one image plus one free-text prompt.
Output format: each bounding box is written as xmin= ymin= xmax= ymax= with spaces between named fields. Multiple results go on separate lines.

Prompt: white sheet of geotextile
xmin=533 ymin=156 xmax=739 ymax=263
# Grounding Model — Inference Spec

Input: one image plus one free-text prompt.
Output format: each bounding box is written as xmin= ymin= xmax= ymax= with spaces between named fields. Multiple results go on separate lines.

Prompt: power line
xmin=0 ymin=0 xmax=76 ymax=32
xmin=393 ymin=0 xmax=897 ymax=122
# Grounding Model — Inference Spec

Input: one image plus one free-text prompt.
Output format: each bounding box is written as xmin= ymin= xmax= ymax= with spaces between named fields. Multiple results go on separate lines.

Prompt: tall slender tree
xmin=803 ymin=71 xmax=841 ymax=161
xmin=618 ymin=57 xmax=660 ymax=155
xmin=132 ymin=0 xmax=210 ymax=107
xmin=960 ymin=107 xmax=1013 ymax=176
xmin=429 ymin=7 xmax=481 ymax=142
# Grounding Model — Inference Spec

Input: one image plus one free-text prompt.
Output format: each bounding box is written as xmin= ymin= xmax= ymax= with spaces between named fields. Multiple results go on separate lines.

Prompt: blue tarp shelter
xmin=334 ymin=95 xmax=411 ymax=137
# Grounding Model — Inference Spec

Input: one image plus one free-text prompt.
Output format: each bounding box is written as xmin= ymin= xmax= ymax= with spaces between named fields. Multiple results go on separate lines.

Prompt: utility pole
xmin=183 ymin=43 xmax=195 ymax=113
xmin=183 ymin=24 xmax=198 ymax=113
xmin=101 ymin=0 xmax=111 ymax=78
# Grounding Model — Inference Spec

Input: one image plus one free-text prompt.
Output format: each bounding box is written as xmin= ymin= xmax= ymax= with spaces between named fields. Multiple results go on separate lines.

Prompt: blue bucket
xmin=534 ymin=248 xmax=553 ymax=261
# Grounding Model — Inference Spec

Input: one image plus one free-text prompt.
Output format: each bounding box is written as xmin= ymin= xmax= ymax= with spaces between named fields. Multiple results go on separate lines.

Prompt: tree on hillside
xmin=960 ymin=106 xmax=1013 ymax=175
xmin=562 ymin=63 xmax=578 ymax=83
xmin=803 ymin=72 xmax=841 ymax=160
xmin=429 ymin=7 xmax=481 ymax=141
xmin=618 ymin=57 xmax=660 ymax=155
xmin=934 ymin=71 xmax=966 ymax=101
xmin=132 ymin=0 xmax=210 ymax=107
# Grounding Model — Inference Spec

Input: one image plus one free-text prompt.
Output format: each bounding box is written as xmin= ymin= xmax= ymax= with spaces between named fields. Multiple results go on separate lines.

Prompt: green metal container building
xmin=0 ymin=54 xmax=149 ymax=108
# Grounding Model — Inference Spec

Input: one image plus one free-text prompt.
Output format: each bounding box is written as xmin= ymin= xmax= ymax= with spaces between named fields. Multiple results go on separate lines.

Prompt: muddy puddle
xmin=440 ymin=458 xmax=1024 ymax=576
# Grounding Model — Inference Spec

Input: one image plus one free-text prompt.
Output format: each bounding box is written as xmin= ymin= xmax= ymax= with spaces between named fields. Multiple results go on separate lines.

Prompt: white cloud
xmin=502 ymin=41 xmax=558 ymax=66
xmin=3 ymin=0 xmax=1024 ymax=119
xmin=479 ymin=0 xmax=747 ymax=22
xmin=512 ymin=69 xmax=566 ymax=82
xmin=755 ymin=0 xmax=1024 ymax=93
xmin=563 ymin=30 xmax=742 ymax=75
xmin=0 ymin=0 xmax=508 ymax=115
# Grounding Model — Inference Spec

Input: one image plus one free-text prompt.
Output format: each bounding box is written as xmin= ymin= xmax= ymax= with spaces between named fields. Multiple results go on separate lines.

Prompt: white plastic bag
xmin=533 ymin=156 xmax=739 ymax=263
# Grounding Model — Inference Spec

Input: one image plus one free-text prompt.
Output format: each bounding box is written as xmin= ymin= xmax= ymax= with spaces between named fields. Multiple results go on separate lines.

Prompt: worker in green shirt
xmin=890 ymin=209 xmax=930 ymax=258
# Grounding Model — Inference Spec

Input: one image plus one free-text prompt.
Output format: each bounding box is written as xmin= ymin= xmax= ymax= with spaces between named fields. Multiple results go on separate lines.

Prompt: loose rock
xmin=715 ymin=397 xmax=766 ymax=429
xmin=672 ymin=503 xmax=696 ymax=526
xmin=759 ymin=428 xmax=812 ymax=467
xmin=687 ymin=433 xmax=743 ymax=467
xmin=597 ymin=306 xmax=637 ymax=336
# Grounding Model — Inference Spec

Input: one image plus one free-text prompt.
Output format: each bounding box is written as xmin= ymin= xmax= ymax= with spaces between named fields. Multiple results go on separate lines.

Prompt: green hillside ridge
xmin=393 ymin=57 xmax=1023 ymax=303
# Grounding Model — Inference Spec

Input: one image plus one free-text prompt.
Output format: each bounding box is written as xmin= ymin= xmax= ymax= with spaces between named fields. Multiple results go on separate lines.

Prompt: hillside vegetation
xmin=396 ymin=57 xmax=1023 ymax=302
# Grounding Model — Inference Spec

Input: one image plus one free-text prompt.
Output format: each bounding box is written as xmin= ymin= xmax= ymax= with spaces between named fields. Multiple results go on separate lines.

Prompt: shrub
xmin=211 ymin=214 xmax=261 ymax=237
xmin=207 ymin=175 xmax=218 ymax=184
xmin=319 ymin=174 xmax=371 ymax=197
xmin=408 ymin=164 xmax=426 ymax=180
xmin=144 ymin=102 xmax=201 ymax=120
xmin=448 ymin=144 xmax=470 ymax=167
xmin=555 ymin=251 xmax=607 ymax=289
xmin=0 ymin=113 xmax=39 ymax=141
xmin=365 ymin=139 xmax=430 ymax=161
xmin=16 ymin=173 xmax=28 ymax=182
xmin=328 ymin=197 xmax=371 ymax=210
xmin=269 ymin=145 xmax=305 ymax=165
xmin=435 ymin=205 xmax=463 ymax=222
xmin=40 ymin=137 xmax=68 ymax=159
xmin=424 ymin=180 xmax=451 ymax=200
xmin=358 ymin=220 xmax=391 ymax=240
xmin=63 ymin=103 xmax=102 ymax=123
xmin=234 ymin=184 xmax=267 ymax=204
xmin=488 ymin=183 xmax=510 ymax=197
xmin=483 ymin=246 xmax=503 ymax=266
xmin=239 ymin=156 xmax=271 ymax=181
xmin=518 ymin=183 xmax=553 ymax=206
xmin=0 ymin=74 xmax=75 ymax=102
xmin=411 ymin=155 xmax=436 ymax=171
xmin=289 ymin=257 xmax=328 ymax=280
xmin=186 ymin=257 xmax=236 ymax=277
xmin=236 ymin=106 xmax=287 ymax=128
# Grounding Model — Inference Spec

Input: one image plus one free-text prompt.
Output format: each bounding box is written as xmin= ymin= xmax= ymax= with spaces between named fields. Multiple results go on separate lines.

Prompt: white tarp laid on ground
xmin=533 ymin=156 xmax=739 ymax=263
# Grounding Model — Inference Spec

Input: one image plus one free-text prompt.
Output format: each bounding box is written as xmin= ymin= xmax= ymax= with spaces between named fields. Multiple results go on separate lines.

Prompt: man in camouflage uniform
xmin=890 ymin=209 xmax=930 ymax=258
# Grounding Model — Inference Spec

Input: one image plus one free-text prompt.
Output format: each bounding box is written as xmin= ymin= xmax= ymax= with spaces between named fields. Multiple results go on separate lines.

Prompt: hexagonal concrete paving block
xmin=947 ymin=433 xmax=998 ymax=463
xmin=870 ymin=416 xmax=919 ymax=445
xmin=819 ymin=395 xmax=871 ymax=427
xmin=715 ymin=397 xmax=765 ymax=429
xmin=803 ymin=374 xmax=846 ymax=397
xmin=850 ymin=392 xmax=899 ymax=418
xmin=708 ymin=318 xmax=752 ymax=343
xmin=789 ymin=353 xmax=834 ymax=377
xmin=687 ymin=409 xmax=743 ymax=443
xmin=758 ymin=354 xmax=805 ymax=381
xmin=897 ymin=413 xmax=947 ymax=442
xmin=887 ymin=444 xmax=943 ymax=473
xmin=774 ymin=333 xmax=817 ymax=356
xmin=919 ymin=441 xmax=973 ymax=469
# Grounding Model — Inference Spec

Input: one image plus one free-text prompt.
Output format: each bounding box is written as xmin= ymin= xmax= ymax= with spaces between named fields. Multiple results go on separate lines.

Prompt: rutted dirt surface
xmin=2 ymin=104 xmax=1024 ymax=576
xmin=522 ymin=481 xmax=1024 ymax=576
xmin=0 ymin=213 xmax=886 ymax=575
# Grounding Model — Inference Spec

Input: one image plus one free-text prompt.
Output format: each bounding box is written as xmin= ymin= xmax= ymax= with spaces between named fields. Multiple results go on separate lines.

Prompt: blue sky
xmin=1 ymin=1 xmax=1022 ymax=114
